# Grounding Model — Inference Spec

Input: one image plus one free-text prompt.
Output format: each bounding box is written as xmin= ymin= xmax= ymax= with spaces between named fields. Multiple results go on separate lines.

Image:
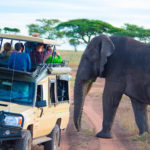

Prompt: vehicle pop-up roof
xmin=0 ymin=34 xmax=68 ymax=67
xmin=0 ymin=34 xmax=60 ymax=47
xmin=0 ymin=34 xmax=70 ymax=82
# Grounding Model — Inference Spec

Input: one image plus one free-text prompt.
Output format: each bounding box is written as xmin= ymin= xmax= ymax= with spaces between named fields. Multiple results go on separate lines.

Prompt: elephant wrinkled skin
xmin=74 ymin=35 xmax=150 ymax=138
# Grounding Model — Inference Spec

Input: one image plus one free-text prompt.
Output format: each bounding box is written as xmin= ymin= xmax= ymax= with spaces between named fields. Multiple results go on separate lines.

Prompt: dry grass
xmin=59 ymin=50 xmax=83 ymax=69
xmin=116 ymin=95 xmax=150 ymax=149
xmin=59 ymin=50 xmax=83 ymax=88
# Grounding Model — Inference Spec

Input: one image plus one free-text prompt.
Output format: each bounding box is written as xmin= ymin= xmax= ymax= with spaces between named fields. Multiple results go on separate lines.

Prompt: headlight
xmin=4 ymin=115 xmax=23 ymax=127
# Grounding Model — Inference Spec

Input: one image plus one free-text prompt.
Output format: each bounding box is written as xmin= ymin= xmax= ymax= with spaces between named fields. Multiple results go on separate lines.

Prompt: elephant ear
xmin=99 ymin=35 xmax=115 ymax=77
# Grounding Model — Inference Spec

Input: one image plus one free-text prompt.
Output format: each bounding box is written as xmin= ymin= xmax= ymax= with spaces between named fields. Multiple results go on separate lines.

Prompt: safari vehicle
xmin=0 ymin=34 xmax=72 ymax=150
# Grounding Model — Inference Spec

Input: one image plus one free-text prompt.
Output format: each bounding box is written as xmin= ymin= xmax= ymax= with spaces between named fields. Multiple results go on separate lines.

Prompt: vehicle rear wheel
xmin=44 ymin=124 xmax=60 ymax=150
xmin=14 ymin=130 xmax=32 ymax=150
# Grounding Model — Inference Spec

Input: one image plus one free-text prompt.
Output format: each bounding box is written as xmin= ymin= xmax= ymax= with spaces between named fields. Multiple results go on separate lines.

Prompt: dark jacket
xmin=0 ymin=51 xmax=11 ymax=65
xmin=30 ymin=49 xmax=52 ymax=64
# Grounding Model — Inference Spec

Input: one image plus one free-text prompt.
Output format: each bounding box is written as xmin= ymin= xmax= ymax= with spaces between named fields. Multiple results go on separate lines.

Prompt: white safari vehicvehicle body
xmin=0 ymin=34 xmax=72 ymax=150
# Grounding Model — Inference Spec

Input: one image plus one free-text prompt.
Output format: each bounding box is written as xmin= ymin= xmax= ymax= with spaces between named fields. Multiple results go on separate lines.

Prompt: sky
xmin=1 ymin=0 xmax=150 ymax=49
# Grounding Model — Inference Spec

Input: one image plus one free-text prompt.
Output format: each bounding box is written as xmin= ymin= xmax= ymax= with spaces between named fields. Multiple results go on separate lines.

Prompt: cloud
xmin=0 ymin=0 xmax=150 ymax=50
xmin=0 ymin=0 xmax=150 ymax=35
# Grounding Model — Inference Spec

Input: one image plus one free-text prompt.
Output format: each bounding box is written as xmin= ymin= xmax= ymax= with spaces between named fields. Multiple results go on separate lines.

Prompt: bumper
xmin=0 ymin=136 xmax=22 ymax=141
xmin=0 ymin=128 xmax=23 ymax=141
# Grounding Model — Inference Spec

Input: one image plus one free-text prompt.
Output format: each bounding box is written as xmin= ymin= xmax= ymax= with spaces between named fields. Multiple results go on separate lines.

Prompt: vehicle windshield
xmin=0 ymin=79 xmax=34 ymax=105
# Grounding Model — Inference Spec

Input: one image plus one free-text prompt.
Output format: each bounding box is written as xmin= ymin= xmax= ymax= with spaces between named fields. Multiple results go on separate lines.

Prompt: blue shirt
xmin=8 ymin=52 xmax=31 ymax=72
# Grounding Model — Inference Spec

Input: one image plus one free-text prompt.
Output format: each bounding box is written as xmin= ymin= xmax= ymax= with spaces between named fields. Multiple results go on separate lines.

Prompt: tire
xmin=14 ymin=130 xmax=32 ymax=150
xmin=44 ymin=124 xmax=60 ymax=150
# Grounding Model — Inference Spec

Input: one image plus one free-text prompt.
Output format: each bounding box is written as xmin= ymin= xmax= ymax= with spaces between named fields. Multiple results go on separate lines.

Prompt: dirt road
xmin=34 ymin=78 xmax=137 ymax=150
xmin=57 ymin=78 xmax=137 ymax=150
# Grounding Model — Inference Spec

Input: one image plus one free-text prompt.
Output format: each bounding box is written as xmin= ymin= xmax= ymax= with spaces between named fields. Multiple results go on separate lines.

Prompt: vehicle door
xmin=33 ymin=77 xmax=57 ymax=138
xmin=53 ymin=75 xmax=71 ymax=128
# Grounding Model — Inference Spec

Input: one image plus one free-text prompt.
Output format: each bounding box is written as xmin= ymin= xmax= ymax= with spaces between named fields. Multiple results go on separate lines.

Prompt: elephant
xmin=74 ymin=34 xmax=150 ymax=138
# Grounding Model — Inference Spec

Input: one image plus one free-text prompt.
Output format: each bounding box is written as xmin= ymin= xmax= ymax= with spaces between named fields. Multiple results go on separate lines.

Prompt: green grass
xmin=70 ymin=76 xmax=75 ymax=88
xmin=82 ymin=129 xmax=95 ymax=136
xmin=115 ymin=95 xmax=150 ymax=149
xmin=132 ymin=132 xmax=150 ymax=149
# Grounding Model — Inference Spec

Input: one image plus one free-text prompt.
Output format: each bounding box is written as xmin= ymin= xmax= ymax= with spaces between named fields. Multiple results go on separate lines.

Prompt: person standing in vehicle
xmin=8 ymin=43 xmax=31 ymax=72
xmin=25 ymin=33 xmax=40 ymax=54
xmin=0 ymin=42 xmax=11 ymax=65
xmin=45 ymin=46 xmax=62 ymax=63
xmin=30 ymin=43 xmax=52 ymax=64
xmin=0 ymin=42 xmax=11 ymax=57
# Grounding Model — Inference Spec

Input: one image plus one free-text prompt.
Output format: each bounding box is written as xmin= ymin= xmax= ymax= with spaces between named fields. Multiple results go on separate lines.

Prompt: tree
xmin=27 ymin=19 xmax=61 ymax=39
xmin=69 ymin=39 xmax=81 ymax=52
xmin=3 ymin=27 xmax=20 ymax=34
xmin=109 ymin=23 xmax=150 ymax=43
xmin=26 ymin=24 xmax=43 ymax=36
xmin=123 ymin=24 xmax=150 ymax=43
xmin=108 ymin=26 xmax=135 ymax=37
xmin=56 ymin=19 xmax=114 ymax=45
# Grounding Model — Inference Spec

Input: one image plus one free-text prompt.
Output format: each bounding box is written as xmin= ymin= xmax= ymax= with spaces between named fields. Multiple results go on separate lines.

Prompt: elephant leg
xmin=96 ymin=81 xmax=124 ymax=138
xmin=130 ymin=99 xmax=149 ymax=134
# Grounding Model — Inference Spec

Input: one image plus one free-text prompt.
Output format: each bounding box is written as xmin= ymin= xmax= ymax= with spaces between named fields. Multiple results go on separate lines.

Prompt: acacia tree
xmin=108 ymin=26 xmax=135 ymax=37
xmin=56 ymin=19 xmax=114 ymax=47
xmin=3 ymin=27 xmax=20 ymax=34
xmin=27 ymin=19 xmax=61 ymax=39
xmin=69 ymin=39 xmax=81 ymax=52
xmin=109 ymin=23 xmax=150 ymax=43
xmin=123 ymin=24 xmax=150 ymax=43
xmin=26 ymin=24 xmax=44 ymax=36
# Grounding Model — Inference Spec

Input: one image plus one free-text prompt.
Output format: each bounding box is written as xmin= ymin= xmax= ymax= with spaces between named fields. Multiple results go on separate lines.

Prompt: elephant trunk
xmin=74 ymin=78 xmax=93 ymax=131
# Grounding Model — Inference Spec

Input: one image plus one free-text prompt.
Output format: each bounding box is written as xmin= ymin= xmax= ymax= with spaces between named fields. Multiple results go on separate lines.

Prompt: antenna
xmin=0 ymin=38 xmax=3 ymax=51
xmin=9 ymin=53 xmax=16 ymax=112
xmin=50 ymin=45 xmax=56 ymax=67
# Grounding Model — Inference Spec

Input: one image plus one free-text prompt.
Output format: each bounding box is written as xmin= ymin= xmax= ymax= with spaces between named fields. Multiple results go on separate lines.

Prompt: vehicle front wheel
xmin=14 ymin=130 xmax=32 ymax=150
xmin=44 ymin=124 xmax=60 ymax=150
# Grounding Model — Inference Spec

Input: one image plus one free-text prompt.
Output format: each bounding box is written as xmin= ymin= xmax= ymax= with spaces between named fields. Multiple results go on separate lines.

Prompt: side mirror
xmin=36 ymin=100 xmax=47 ymax=107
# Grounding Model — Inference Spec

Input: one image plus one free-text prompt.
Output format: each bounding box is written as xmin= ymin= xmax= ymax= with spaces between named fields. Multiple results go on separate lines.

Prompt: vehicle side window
xmin=48 ymin=78 xmax=56 ymax=105
xmin=50 ymin=83 xmax=55 ymax=104
xmin=57 ymin=80 xmax=69 ymax=102
xmin=36 ymin=85 xmax=43 ymax=102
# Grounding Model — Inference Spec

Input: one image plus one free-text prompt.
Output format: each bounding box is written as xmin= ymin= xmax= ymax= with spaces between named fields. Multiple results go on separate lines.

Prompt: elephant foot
xmin=74 ymin=119 xmax=81 ymax=132
xmin=139 ymin=131 xmax=149 ymax=136
xmin=96 ymin=130 xmax=112 ymax=138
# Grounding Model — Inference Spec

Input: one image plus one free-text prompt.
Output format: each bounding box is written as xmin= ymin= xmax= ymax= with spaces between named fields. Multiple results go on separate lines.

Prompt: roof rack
xmin=0 ymin=34 xmax=60 ymax=46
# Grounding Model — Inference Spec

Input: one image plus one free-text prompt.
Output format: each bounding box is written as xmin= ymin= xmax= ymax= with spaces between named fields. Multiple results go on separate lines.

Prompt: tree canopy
xmin=108 ymin=23 xmax=150 ymax=43
xmin=2 ymin=18 xmax=150 ymax=51
xmin=123 ymin=24 xmax=150 ymax=43
xmin=56 ymin=19 xmax=115 ymax=44
xmin=3 ymin=27 xmax=20 ymax=34
xmin=69 ymin=39 xmax=81 ymax=52
xmin=27 ymin=19 xmax=61 ymax=40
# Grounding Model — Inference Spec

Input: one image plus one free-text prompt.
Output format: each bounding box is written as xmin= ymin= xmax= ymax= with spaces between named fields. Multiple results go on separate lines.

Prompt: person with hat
xmin=25 ymin=33 xmax=40 ymax=54
xmin=8 ymin=43 xmax=31 ymax=72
